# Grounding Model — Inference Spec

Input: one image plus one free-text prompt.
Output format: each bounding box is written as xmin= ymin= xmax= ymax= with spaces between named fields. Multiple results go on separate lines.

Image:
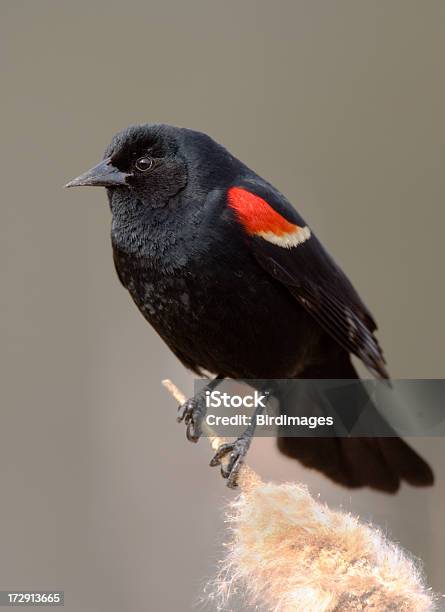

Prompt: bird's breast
xmin=113 ymin=240 xmax=320 ymax=378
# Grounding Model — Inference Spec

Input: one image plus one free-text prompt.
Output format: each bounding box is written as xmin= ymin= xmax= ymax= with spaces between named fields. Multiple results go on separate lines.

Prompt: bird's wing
xmin=227 ymin=181 xmax=388 ymax=379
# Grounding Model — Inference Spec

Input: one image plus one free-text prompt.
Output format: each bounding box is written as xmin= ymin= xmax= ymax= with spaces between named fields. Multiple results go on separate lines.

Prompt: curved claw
xmin=177 ymin=398 xmax=193 ymax=423
xmin=186 ymin=420 xmax=201 ymax=443
xmin=177 ymin=397 xmax=205 ymax=443
xmin=210 ymin=436 xmax=252 ymax=488
xmin=226 ymin=455 xmax=244 ymax=488
xmin=209 ymin=443 xmax=233 ymax=466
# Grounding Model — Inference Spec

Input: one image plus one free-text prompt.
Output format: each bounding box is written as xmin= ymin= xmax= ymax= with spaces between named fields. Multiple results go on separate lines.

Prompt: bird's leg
xmin=177 ymin=375 xmax=224 ymax=443
xmin=210 ymin=386 xmax=272 ymax=488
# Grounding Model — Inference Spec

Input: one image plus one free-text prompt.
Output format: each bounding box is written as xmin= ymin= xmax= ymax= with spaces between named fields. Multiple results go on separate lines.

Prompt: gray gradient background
xmin=1 ymin=1 xmax=444 ymax=610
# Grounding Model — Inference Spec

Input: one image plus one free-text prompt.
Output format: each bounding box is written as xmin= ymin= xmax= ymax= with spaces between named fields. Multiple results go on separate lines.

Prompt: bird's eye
xmin=135 ymin=156 xmax=154 ymax=172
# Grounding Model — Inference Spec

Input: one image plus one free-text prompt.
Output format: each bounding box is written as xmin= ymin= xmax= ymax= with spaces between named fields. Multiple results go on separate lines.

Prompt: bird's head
xmin=66 ymin=124 xmax=191 ymax=209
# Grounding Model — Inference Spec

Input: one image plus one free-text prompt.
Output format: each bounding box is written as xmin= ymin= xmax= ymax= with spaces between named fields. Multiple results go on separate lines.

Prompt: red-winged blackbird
xmin=67 ymin=124 xmax=433 ymax=492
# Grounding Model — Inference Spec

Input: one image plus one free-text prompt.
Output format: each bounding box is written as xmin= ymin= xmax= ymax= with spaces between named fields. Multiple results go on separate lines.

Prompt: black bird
xmin=66 ymin=123 xmax=433 ymax=492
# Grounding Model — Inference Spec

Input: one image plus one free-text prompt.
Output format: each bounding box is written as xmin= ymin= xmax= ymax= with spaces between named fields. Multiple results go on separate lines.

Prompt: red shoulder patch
xmin=228 ymin=187 xmax=295 ymax=235
xmin=227 ymin=186 xmax=311 ymax=248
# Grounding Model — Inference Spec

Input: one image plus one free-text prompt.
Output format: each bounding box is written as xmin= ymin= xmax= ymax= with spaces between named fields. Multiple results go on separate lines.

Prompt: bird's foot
xmin=210 ymin=433 xmax=253 ymax=488
xmin=177 ymin=394 xmax=206 ymax=443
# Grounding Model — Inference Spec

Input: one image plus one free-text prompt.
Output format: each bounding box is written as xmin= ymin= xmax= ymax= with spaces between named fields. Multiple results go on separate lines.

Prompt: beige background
xmin=1 ymin=1 xmax=444 ymax=610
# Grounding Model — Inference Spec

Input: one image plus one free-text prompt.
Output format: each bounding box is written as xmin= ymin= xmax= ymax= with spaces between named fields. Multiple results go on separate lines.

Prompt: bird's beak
xmin=65 ymin=158 xmax=131 ymax=188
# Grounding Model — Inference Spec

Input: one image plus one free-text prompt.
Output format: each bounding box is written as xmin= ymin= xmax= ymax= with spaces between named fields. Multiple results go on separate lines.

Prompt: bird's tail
xmin=276 ymin=355 xmax=434 ymax=493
